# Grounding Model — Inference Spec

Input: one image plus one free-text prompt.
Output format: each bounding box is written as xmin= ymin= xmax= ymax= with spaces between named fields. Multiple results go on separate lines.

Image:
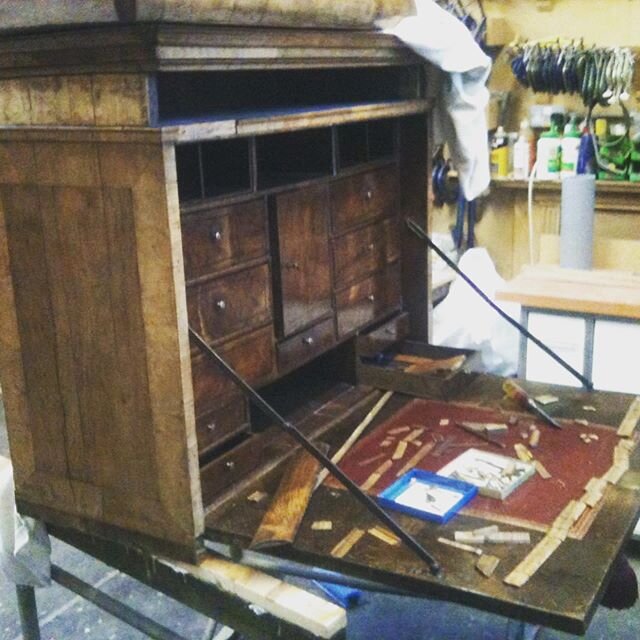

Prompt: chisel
xmin=503 ymin=380 xmax=563 ymax=429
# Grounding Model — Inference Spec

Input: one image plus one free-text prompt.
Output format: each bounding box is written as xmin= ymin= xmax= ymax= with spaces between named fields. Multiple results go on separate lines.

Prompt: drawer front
xmin=200 ymin=433 xmax=263 ymax=505
xmin=336 ymin=263 xmax=402 ymax=337
xmin=196 ymin=395 xmax=249 ymax=457
xmin=331 ymin=165 xmax=398 ymax=233
xmin=277 ymin=317 xmax=336 ymax=374
xmin=182 ymin=199 xmax=268 ymax=282
xmin=333 ymin=216 xmax=399 ymax=288
xmin=187 ymin=262 xmax=272 ymax=344
xmin=192 ymin=325 xmax=275 ymax=416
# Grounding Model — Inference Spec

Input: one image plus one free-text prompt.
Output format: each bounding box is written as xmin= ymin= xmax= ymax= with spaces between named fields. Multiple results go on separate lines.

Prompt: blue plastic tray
xmin=377 ymin=469 xmax=478 ymax=524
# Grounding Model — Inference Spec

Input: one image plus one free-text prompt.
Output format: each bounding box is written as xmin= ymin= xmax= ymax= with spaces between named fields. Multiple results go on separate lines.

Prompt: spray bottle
xmin=536 ymin=116 xmax=562 ymax=180
xmin=561 ymin=116 xmax=581 ymax=178
xmin=490 ymin=125 xmax=509 ymax=178
xmin=512 ymin=120 xmax=534 ymax=179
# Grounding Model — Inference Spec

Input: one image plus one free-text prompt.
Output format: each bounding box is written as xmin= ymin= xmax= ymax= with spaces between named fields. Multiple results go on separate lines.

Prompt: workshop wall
xmin=431 ymin=0 xmax=640 ymax=279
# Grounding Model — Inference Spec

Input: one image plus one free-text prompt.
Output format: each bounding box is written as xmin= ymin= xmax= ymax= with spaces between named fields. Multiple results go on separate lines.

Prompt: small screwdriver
xmin=502 ymin=379 xmax=563 ymax=429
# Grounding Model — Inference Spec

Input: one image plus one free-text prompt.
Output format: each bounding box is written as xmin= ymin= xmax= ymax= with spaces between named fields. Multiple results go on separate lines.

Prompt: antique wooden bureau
xmin=0 ymin=20 xmax=430 ymax=558
xmin=3 ymin=14 xmax=640 ymax=637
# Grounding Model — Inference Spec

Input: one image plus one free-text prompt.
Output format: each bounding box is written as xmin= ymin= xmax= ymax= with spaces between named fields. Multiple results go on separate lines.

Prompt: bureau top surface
xmin=496 ymin=265 xmax=640 ymax=320
xmin=0 ymin=0 xmax=414 ymax=32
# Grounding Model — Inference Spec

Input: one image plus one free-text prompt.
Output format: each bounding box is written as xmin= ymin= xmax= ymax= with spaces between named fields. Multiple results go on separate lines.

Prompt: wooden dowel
xmin=314 ymin=391 xmax=393 ymax=490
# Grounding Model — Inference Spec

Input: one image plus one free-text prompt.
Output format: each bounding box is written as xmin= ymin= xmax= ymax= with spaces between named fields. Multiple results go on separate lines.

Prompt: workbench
xmin=496 ymin=266 xmax=640 ymax=393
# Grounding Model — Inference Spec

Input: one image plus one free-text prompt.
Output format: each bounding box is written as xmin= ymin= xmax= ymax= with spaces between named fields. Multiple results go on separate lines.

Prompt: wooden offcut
xmin=618 ymin=397 xmax=640 ymax=437
xmin=251 ymin=445 xmax=327 ymax=549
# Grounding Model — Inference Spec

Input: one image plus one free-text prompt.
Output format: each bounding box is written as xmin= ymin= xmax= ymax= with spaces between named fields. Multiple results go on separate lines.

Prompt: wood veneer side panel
xmin=98 ymin=139 xmax=204 ymax=537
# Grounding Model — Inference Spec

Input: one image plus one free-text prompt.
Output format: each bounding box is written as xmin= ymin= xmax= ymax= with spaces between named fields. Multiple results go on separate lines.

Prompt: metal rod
xmin=405 ymin=218 xmax=594 ymax=390
xmin=16 ymin=585 xmax=41 ymax=640
xmin=204 ymin=540 xmax=413 ymax=596
xmin=189 ymin=327 xmax=442 ymax=577
xmin=50 ymin=565 xmax=189 ymax=640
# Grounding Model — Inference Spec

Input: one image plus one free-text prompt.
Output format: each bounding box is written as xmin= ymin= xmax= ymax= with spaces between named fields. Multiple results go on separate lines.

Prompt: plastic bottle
xmin=512 ymin=119 xmax=534 ymax=179
xmin=561 ymin=117 xmax=581 ymax=178
xmin=490 ymin=125 xmax=509 ymax=178
xmin=576 ymin=123 xmax=596 ymax=175
xmin=536 ymin=119 xmax=562 ymax=180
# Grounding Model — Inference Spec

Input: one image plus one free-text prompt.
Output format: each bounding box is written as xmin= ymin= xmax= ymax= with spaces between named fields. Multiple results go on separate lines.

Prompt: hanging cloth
xmin=377 ymin=0 xmax=492 ymax=200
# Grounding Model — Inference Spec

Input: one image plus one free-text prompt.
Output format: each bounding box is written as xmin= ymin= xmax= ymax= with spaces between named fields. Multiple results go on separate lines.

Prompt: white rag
xmin=377 ymin=0 xmax=492 ymax=200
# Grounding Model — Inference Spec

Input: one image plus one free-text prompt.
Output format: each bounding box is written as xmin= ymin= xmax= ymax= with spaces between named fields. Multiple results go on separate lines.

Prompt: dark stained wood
xmin=398 ymin=115 xmax=429 ymax=340
xmin=250 ymin=444 xmax=328 ymax=550
xmin=274 ymin=184 xmax=333 ymax=337
xmin=196 ymin=395 xmax=249 ymax=459
xmin=356 ymin=311 xmax=410 ymax=357
xmin=276 ymin=317 xmax=336 ymax=376
xmin=332 ymin=216 xmax=400 ymax=288
xmin=357 ymin=342 xmax=480 ymax=401
xmin=335 ymin=263 xmax=402 ymax=337
xmin=331 ymin=164 xmax=399 ymax=234
xmin=181 ymin=198 xmax=268 ymax=283
xmin=191 ymin=324 xmax=276 ymax=417
xmin=187 ymin=261 xmax=272 ymax=345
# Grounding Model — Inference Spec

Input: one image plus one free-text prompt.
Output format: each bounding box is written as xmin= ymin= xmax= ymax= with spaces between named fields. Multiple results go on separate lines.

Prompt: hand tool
xmin=503 ymin=380 xmax=563 ymax=429
xmin=190 ymin=326 xmax=442 ymax=576
xmin=455 ymin=422 xmax=507 ymax=448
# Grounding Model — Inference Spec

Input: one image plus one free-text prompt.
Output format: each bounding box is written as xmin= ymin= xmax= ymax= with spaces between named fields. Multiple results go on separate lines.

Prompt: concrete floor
xmin=2 ymin=399 xmax=640 ymax=640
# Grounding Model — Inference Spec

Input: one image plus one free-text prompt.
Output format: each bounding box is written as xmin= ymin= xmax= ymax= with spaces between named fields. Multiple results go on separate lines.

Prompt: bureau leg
xmin=16 ymin=584 xmax=41 ymax=640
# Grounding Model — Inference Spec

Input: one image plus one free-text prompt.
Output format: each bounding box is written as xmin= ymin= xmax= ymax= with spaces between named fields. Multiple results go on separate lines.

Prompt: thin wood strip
xmin=392 ymin=440 xmax=407 ymax=461
xmin=617 ymin=397 xmax=640 ymax=437
xmin=315 ymin=391 xmax=393 ymax=490
xmin=361 ymin=459 xmax=393 ymax=492
xmin=331 ymin=528 xmax=366 ymax=559
xmin=368 ymin=526 xmax=400 ymax=546
xmin=396 ymin=440 xmax=437 ymax=477
xmin=402 ymin=427 xmax=425 ymax=444
xmin=437 ymin=537 xmax=482 ymax=555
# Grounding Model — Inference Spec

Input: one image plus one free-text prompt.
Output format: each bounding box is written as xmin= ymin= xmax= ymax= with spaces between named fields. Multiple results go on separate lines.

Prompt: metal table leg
xmin=16 ymin=584 xmax=41 ymax=640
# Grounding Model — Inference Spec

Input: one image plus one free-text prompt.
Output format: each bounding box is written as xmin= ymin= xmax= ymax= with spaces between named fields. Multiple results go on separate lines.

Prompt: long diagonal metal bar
xmin=405 ymin=217 xmax=593 ymax=390
xmin=189 ymin=326 xmax=442 ymax=577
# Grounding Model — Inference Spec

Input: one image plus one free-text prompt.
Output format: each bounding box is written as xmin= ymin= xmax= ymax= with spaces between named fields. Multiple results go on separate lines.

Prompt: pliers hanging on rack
xmin=451 ymin=193 xmax=477 ymax=251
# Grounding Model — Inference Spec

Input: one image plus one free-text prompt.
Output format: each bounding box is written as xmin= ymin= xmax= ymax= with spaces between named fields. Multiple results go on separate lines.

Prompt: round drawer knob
xmin=368 ymin=243 xmax=375 ymax=252
xmin=365 ymin=189 xmax=373 ymax=200
xmin=225 ymin=460 xmax=235 ymax=471
xmin=216 ymin=299 xmax=227 ymax=311
xmin=207 ymin=422 xmax=216 ymax=432
xmin=210 ymin=228 xmax=223 ymax=242
xmin=302 ymin=336 xmax=315 ymax=346
xmin=367 ymin=294 xmax=376 ymax=303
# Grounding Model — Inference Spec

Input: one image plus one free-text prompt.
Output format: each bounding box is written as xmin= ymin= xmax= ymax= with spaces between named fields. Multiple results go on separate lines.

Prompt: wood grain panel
xmin=191 ymin=324 xmax=275 ymax=417
xmin=333 ymin=216 xmax=399 ymax=288
xmin=331 ymin=165 xmax=398 ymax=233
xmin=187 ymin=261 xmax=272 ymax=345
xmin=182 ymin=199 xmax=268 ymax=282
xmin=0 ymin=138 xmax=204 ymax=552
xmin=336 ymin=262 xmax=402 ymax=337
xmin=275 ymin=184 xmax=333 ymax=337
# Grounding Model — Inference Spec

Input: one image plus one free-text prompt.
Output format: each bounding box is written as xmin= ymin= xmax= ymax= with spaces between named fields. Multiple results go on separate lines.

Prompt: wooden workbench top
xmin=496 ymin=265 xmax=640 ymax=320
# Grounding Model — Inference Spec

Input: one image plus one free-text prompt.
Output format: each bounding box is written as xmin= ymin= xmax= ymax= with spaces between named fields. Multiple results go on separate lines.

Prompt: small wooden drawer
xmin=196 ymin=395 xmax=249 ymax=458
xmin=182 ymin=198 xmax=268 ymax=282
xmin=336 ymin=263 xmax=402 ymax=337
xmin=333 ymin=216 xmax=399 ymax=288
xmin=331 ymin=165 xmax=398 ymax=233
xmin=187 ymin=262 xmax=272 ymax=345
xmin=191 ymin=325 xmax=275 ymax=416
xmin=277 ymin=316 xmax=336 ymax=375
xmin=199 ymin=432 xmax=264 ymax=505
